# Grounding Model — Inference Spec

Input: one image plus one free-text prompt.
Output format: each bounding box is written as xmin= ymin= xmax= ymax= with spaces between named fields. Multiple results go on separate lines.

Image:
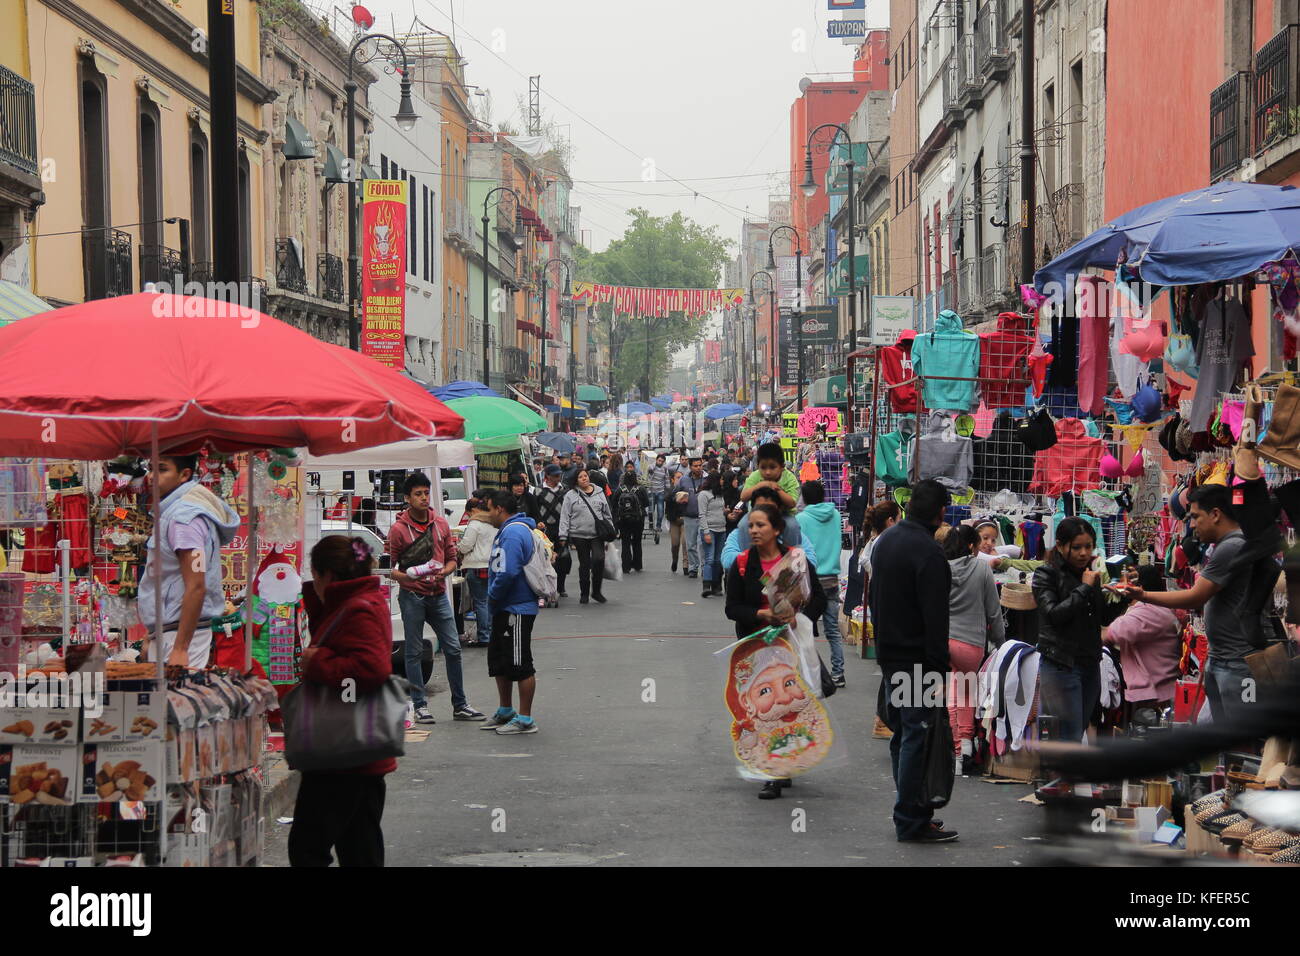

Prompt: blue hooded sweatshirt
xmin=910 ymin=309 xmax=980 ymax=411
xmin=487 ymin=512 xmax=540 ymax=616
xmin=796 ymin=502 xmax=844 ymax=578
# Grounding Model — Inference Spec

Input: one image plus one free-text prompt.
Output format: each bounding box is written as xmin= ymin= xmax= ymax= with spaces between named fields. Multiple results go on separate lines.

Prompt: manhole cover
xmin=444 ymin=851 xmax=598 ymax=867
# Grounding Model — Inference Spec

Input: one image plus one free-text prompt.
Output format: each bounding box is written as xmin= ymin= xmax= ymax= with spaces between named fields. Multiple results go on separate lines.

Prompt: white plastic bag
xmin=602 ymin=542 xmax=623 ymax=581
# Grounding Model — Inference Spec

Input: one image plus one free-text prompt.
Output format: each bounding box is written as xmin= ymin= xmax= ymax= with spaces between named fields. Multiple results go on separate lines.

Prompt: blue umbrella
xmin=535 ymin=431 xmax=577 ymax=455
xmin=650 ymin=397 xmax=672 ymax=410
xmin=430 ymin=380 xmax=502 ymax=401
xmin=1035 ymin=182 xmax=1300 ymax=292
xmin=703 ymin=402 xmax=746 ymax=420
xmin=618 ymin=401 xmax=655 ymax=416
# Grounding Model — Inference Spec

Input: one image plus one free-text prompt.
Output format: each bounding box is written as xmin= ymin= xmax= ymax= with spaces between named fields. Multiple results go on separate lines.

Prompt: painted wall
xmin=789 ymin=82 xmax=869 ymax=250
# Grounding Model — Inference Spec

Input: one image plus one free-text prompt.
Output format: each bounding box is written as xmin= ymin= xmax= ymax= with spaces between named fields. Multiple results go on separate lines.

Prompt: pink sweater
xmin=1105 ymin=604 xmax=1181 ymax=703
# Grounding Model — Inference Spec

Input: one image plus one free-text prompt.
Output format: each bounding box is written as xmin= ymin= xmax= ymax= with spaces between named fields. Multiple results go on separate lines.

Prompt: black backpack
xmin=616 ymin=488 xmax=643 ymax=523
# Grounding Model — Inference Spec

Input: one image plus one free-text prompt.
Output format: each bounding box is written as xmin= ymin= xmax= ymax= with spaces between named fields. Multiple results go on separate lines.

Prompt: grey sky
xmin=343 ymin=0 xmax=888 ymax=255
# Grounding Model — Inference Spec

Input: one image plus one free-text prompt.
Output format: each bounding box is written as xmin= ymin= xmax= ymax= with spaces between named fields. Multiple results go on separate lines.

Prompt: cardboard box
xmin=0 ymin=706 xmax=78 ymax=744
xmin=1136 ymin=805 xmax=1171 ymax=842
xmin=0 ymin=744 xmax=78 ymax=805
xmin=79 ymin=740 xmax=163 ymax=803
xmin=81 ymin=691 xmax=124 ymax=743
xmin=122 ymin=690 xmax=166 ymax=742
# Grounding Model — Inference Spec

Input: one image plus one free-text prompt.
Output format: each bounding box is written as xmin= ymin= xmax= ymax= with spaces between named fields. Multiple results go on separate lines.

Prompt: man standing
xmin=615 ymin=461 xmax=650 ymax=574
xmin=1115 ymin=484 xmax=1263 ymax=723
xmin=528 ymin=464 xmax=570 ymax=603
xmin=139 ymin=454 xmax=240 ymax=670
xmin=674 ymin=456 xmax=706 ymax=577
xmin=797 ymin=480 xmax=847 ymax=688
xmin=646 ymin=454 xmax=670 ymax=537
xmin=868 ymin=479 xmax=957 ymax=843
xmin=482 ymin=490 xmax=540 ymax=735
xmin=386 ymin=472 xmax=485 ymax=724
xmin=556 ymin=451 xmax=580 ymax=489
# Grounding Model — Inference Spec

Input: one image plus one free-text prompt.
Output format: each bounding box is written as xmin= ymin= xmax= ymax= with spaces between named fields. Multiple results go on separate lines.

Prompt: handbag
xmin=578 ymin=490 xmax=617 ymax=543
xmin=281 ymin=601 xmax=409 ymax=772
xmin=1015 ymin=407 xmax=1058 ymax=452
xmin=920 ymin=708 xmax=956 ymax=809
xmin=395 ymin=523 xmax=434 ymax=570
xmin=1258 ymin=383 xmax=1300 ymax=471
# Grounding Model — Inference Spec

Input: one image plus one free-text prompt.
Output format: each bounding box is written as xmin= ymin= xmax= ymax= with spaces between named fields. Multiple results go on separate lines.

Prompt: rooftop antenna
xmin=528 ymin=75 xmax=541 ymax=136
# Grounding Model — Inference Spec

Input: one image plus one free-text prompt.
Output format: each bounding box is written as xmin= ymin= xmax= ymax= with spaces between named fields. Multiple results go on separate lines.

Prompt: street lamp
xmin=345 ymin=33 xmax=418 ymax=351
xmin=767 ymin=225 xmax=805 ymax=410
xmin=748 ymin=270 xmax=774 ymax=415
xmin=481 ymin=186 xmax=525 ymax=388
xmin=540 ymin=257 xmax=571 ymax=422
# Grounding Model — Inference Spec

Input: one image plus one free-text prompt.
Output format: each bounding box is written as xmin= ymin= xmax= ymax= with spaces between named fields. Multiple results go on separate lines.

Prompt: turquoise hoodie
xmin=911 ymin=309 xmax=980 ymax=411
xmin=796 ymin=503 xmax=843 ymax=578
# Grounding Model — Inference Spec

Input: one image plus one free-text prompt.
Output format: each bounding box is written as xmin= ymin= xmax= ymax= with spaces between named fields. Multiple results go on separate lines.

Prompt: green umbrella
xmin=445 ymin=396 xmax=547 ymax=444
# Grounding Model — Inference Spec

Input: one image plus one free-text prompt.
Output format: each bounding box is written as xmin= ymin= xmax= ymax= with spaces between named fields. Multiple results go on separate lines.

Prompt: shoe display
xmin=1201 ymin=810 xmax=1247 ymax=835
xmin=1219 ymin=817 xmax=1260 ymax=845
xmin=1270 ymin=843 xmax=1300 ymax=863
xmin=495 ymin=716 xmax=539 ymax=735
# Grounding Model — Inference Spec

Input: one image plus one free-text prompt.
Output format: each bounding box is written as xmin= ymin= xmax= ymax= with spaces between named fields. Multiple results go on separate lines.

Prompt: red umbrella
xmin=0 ymin=293 xmax=463 ymax=457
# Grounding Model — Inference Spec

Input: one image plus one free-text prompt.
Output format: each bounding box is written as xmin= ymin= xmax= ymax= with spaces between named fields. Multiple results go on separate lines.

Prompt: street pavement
xmin=265 ymin=533 xmax=1044 ymax=866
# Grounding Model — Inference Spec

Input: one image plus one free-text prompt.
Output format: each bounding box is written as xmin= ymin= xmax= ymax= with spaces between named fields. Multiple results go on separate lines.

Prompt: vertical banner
xmin=705 ymin=340 xmax=722 ymax=364
xmin=361 ymin=179 xmax=408 ymax=369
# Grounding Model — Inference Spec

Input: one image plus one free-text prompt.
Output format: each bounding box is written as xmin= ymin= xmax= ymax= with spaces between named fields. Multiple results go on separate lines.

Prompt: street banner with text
xmin=361 ymin=179 xmax=407 ymax=369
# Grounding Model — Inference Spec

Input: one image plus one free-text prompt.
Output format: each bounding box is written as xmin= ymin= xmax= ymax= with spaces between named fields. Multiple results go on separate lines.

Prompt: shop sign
xmin=870 ymin=295 xmax=915 ymax=346
xmin=360 ymin=179 xmax=407 ymax=369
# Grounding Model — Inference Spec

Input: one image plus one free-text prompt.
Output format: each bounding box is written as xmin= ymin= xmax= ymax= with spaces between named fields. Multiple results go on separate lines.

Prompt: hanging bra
xmin=1119 ymin=318 xmax=1167 ymax=363
xmin=1099 ymin=445 xmax=1145 ymax=479
xmin=1165 ymin=333 xmax=1199 ymax=378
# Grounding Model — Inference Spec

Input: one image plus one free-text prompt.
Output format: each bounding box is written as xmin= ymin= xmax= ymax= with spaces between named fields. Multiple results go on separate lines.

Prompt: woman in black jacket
xmin=724 ymin=503 xmax=828 ymax=800
xmin=1031 ymin=516 xmax=1129 ymax=744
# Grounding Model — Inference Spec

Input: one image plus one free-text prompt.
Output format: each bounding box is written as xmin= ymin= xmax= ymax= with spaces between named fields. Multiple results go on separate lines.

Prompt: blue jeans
xmin=465 ymin=570 xmax=491 ymax=643
xmin=397 ymin=588 xmax=466 ymax=710
xmin=699 ymin=526 xmax=725 ymax=583
xmin=1205 ymin=658 xmax=1253 ymax=724
xmin=881 ymin=672 xmax=938 ymax=839
xmin=822 ymin=600 xmax=843 ymax=677
xmin=1037 ymin=657 xmax=1101 ymax=744
xmin=649 ymin=492 xmax=665 ymax=529
xmin=683 ymin=516 xmax=701 ymax=573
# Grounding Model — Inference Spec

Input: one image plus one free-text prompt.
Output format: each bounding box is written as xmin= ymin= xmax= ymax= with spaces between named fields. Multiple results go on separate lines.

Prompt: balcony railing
xmin=445 ymin=198 xmax=474 ymax=248
xmin=82 ymin=228 xmax=133 ymax=300
xmin=139 ymin=244 xmax=185 ymax=288
xmin=317 ymin=252 xmax=344 ymax=302
xmin=942 ymin=53 xmax=964 ymax=127
xmin=1049 ymin=183 xmax=1085 ymax=250
xmin=957 ymin=257 xmax=980 ymax=314
xmin=979 ymin=244 xmax=1007 ymax=308
xmin=0 ymin=64 xmax=39 ymax=178
xmin=503 ymin=345 xmax=529 ymax=383
xmin=1254 ymin=25 xmax=1300 ymax=153
xmin=275 ymin=238 xmax=308 ymax=294
xmin=956 ymin=34 xmax=983 ymax=108
xmin=974 ymin=1 xmax=1011 ymax=81
xmin=939 ymin=274 xmax=956 ymax=315
xmin=1211 ymin=72 xmax=1254 ymax=182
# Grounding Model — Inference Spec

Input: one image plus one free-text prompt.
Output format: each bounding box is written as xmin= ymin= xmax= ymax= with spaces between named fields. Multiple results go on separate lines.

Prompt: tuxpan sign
xmin=870 ymin=295 xmax=915 ymax=346
xmin=828 ymin=19 xmax=866 ymax=40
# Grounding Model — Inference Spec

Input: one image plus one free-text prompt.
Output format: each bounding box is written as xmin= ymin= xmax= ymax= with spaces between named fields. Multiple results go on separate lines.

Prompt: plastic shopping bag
xmin=602 ymin=542 xmax=623 ymax=581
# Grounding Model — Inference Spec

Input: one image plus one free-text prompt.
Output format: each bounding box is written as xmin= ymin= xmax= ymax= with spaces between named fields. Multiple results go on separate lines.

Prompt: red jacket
xmin=301 ymin=576 xmax=396 ymax=775
xmin=386 ymin=508 xmax=457 ymax=595
xmin=1029 ymin=418 xmax=1103 ymax=497
xmin=978 ymin=312 xmax=1035 ymax=410
xmin=879 ymin=329 xmax=917 ymax=413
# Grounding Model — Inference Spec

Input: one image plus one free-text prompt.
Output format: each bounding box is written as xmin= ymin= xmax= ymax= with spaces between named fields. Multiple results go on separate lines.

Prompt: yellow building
xmin=15 ymin=0 xmax=273 ymax=306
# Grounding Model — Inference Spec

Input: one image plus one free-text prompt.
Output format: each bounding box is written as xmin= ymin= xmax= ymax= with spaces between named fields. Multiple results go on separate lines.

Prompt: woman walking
xmin=942 ymin=525 xmax=1004 ymax=773
xmin=1032 ymin=516 xmax=1129 ymax=744
xmin=724 ymin=503 xmax=826 ymax=799
xmin=558 ymin=468 xmax=615 ymax=605
xmin=290 ymin=536 xmax=395 ymax=867
xmin=456 ymin=496 xmax=495 ymax=646
xmin=722 ymin=468 xmax=744 ymax=534
xmin=697 ymin=473 xmax=729 ymax=598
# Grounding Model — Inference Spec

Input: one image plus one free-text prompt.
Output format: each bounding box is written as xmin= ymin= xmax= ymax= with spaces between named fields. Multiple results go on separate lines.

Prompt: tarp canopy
xmin=618 ymin=401 xmax=655 ymax=416
xmin=1035 ymin=181 xmax=1300 ymax=292
xmin=0 ymin=281 xmax=53 ymax=327
xmin=430 ymin=380 xmax=502 ymax=401
xmin=300 ymin=438 xmax=475 ymax=470
xmin=577 ymin=384 xmax=608 ymax=402
xmin=534 ymin=431 xmax=577 ymax=454
xmin=703 ymin=402 xmax=745 ymax=420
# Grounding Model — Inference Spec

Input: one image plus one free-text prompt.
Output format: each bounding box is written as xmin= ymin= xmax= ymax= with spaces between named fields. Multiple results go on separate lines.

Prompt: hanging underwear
xmin=1111 ymin=422 xmax=1156 ymax=454
xmin=1104 ymin=396 xmax=1137 ymax=424
xmin=1165 ymin=333 xmax=1199 ymax=379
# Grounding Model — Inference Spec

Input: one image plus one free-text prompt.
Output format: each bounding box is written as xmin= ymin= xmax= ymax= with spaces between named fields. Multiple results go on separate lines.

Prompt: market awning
xmin=284 ymin=116 xmax=316 ymax=160
xmin=0 ymin=281 xmax=53 ymax=327
xmin=323 ymin=144 xmax=348 ymax=183
xmin=809 ymin=375 xmax=848 ymax=407
xmin=577 ymin=384 xmax=607 ymax=402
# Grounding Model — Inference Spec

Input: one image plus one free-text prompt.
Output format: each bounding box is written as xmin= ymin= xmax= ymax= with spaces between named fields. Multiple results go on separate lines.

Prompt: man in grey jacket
xmin=646 ymin=454 xmax=670 ymax=534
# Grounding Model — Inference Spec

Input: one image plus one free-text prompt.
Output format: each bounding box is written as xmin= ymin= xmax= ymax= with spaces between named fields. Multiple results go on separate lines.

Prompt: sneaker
xmin=832 ymin=673 xmax=846 ymax=688
xmin=593 ymin=593 xmax=607 ymax=604
xmin=413 ymin=706 xmax=436 ymax=725
xmin=898 ymin=825 xmax=959 ymax=843
xmin=495 ymin=716 xmax=538 ymax=735
xmin=480 ymin=709 xmax=516 ymax=729
xmin=453 ymin=705 xmax=486 ymax=721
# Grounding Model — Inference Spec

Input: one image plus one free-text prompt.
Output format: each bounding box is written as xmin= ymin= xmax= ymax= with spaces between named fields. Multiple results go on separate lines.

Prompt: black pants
xmin=289 ymin=772 xmax=387 ymax=867
xmin=556 ymin=547 xmax=572 ymax=594
xmin=620 ymin=519 xmax=643 ymax=572
xmin=572 ymin=537 xmax=605 ymax=598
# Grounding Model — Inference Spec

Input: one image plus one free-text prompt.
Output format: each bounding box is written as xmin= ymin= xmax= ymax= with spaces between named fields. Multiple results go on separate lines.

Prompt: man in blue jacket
xmin=796 ymin=480 xmax=846 ymax=688
xmin=482 ymin=490 xmax=541 ymax=735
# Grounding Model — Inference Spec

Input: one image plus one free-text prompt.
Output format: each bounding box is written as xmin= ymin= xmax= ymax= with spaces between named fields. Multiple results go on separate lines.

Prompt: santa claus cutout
xmin=250 ymin=547 xmax=304 ymax=690
xmin=725 ymin=635 xmax=833 ymax=779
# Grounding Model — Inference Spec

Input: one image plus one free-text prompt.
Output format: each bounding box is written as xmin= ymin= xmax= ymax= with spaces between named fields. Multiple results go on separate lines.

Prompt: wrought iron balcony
xmin=939 ymin=274 xmax=956 ymax=315
xmin=139 ymin=244 xmax=185 ymax=288
xmin=957 ymin=257 xmax=980 ymax=314
xmin=82 ymin=228 xmax=133 ymax=300
xmin=1254 ymin=25 xmax=1300 ymax=153
xmin=974 ymin=1 xmax=1011 ymax=81
xmin=956 ymin=34 xmax=983 ymax=109
xmin=1049 ymin=182 xmax=1085 ymax=250
xmin=503 ymin=345 xmax=529 ymax=383
xmin=1211 ymin=72 xmax=1254 ymax=182
xmin=979 ymin=244 xmax=1008 ymax=309
xmin=317 ymin=252 xmax=345 ymax=303
xmin=0 ymin=64 xmax=39 ymax=178
xmin=275 ymin=238 xmax=308 ymax=294
xmin=942 ymin=52 xmax=965 ymax=128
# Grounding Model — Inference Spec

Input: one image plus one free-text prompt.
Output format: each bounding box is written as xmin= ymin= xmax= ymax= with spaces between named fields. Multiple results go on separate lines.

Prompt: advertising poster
xmin=361 ymin=179 xmax=408 ymax=369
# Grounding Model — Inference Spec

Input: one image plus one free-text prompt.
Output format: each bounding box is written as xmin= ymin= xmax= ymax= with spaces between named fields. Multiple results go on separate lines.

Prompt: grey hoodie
xmin=947 ymin=554 xmax=1005 ymax=648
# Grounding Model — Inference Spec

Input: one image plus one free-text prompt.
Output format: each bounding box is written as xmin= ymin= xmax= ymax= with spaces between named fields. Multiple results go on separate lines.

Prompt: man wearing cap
xmin=528 ymin=464 xmax=570 ymax=602
xmin=673 ymin=456 xmax=706 ymax=577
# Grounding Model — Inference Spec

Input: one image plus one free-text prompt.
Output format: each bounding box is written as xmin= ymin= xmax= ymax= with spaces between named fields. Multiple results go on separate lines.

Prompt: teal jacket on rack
xmin=911 ymin=309 xmax=980 ymax=411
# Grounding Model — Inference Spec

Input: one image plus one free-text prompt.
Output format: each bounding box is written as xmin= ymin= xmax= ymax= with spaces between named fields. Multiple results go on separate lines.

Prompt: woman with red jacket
xmin=288 ymin=535 xmax=395 ymax=867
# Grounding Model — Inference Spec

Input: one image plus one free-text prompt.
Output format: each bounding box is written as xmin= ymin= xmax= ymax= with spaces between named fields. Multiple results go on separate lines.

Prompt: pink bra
xmin=1099 ymin=446 xmax=1145 ymax=479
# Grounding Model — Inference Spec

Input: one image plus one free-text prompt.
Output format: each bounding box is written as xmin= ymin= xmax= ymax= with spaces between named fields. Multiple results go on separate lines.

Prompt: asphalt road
xmin=265 ymin=534 xmax=1044 ymax=866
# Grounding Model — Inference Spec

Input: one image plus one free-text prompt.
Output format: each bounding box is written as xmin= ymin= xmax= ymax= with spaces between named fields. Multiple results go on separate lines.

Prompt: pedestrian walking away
xmin=290 ymin=535 xmax=396 ymax=867
xmin=558 ymin=468 xmax=615 ymax=604
xmin=481 ymin=490 xmax=541 ymax=735
xmin=615 ymin=460 xmax=649 ymax=573
xmin=386 ymin=472 xmax=485 ymax=724
xmin=696 ymin=472 xmax=728 ymax=597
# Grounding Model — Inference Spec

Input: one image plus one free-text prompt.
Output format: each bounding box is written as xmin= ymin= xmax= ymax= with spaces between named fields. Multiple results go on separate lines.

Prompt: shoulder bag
xmin=578 ymin=489 xmax=617 ymax=542
xmin=281 ymin=601 xmax=409 ymax=772
xmin=395 ymin=521 xmax=435 ymax=570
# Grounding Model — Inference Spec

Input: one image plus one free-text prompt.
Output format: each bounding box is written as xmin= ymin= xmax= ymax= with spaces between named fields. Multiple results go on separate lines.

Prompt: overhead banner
xmin=705 ymin=340 xmax=722 ymax=364
xmin=571 ymin=281 xmax=744 ymax=318
xmin=361 ymin=179 xmax=407 ymax=369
